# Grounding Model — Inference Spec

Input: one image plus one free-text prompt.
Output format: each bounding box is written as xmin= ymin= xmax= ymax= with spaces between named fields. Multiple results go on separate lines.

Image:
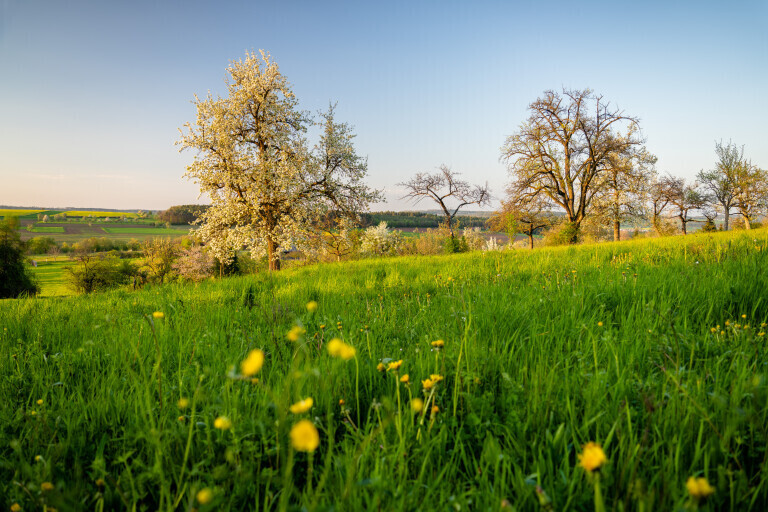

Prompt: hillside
xmin=1 ymin=229 xmax=767 ymax=510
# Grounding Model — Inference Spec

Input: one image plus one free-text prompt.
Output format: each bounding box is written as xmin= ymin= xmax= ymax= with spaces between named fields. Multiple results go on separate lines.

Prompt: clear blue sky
xmin=1 ymin=0 xmax=766 ymax=211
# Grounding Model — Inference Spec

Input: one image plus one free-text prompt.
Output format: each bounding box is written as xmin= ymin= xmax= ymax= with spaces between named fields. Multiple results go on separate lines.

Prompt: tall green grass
xmin=1 ymin=229 xmax=768 ymax=510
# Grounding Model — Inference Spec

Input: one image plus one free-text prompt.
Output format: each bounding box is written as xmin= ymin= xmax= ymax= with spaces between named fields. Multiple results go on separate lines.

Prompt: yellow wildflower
xmin=422 ymin=378 xmax=434 ymax=390
xmin=429 ymin=374 xmax=444 ymax=383
xmin=35 ymin=455 xmax=42 ymax=461
xmin=41 ymin=481 xmax=54 ymax=491
xmin=177 ymin=397 xmax=190 ymax=409
xmin=196 ymin=487 xmax=214 ymax=504
xmin=339 ymin=344 xmax=356 ymax=360
xmin=240 ymin=349 xmax=264 ymax=376
xmin=578 ymin=442 xmax=607 ymax=472
xmin=410 ymin=398 xmax=424 ymax=412
xmin=36 ymin=399 xmax=43 ymax=405
xmin=306 ymin=300 xmax=318 ymax=312
xmin=287 ymin=325 xmax=306 ymax=342
xmin=686 ymin=476 xmax=714 ymax=500
xmin=30 ymin=410 xmax=36 ymax=416
xmin=213 ymin=416 xmax=232 ymax=430
xmin=152 ymin=311 xmax=164 ymax=319
xmin=741 ymin=314 xmax=747 ymax=319
xmin=290 ymin=419 xmax=320 ymax=452
xmin=431 ymin=405 xmax=439 ymax=415
xmin=320 ymin=324 xmax=326 ymax=329
xmin=387 ymin=360 xmax=403 ymax=372
xmin=400 ymin=374 xmax=410 ymax=384
xmin=289 ymin=398 xmax=314 ymax=414
xmin=431 ymin=339 xmax=445 ymax=348
xmin=178 ymin=415 xmax=185 ymax=422
xmin=11 ymin=504 xmax=21 ymax=512
xmin=339 ymin=399 xmax=345 ymax=406
xmin=597 ymin=321 xmax=603 ymax=327
xmin=95 ymin=478 xmax=105 ymax=487
xmin=377 ymin=362 xmax=386 ymax=372
xmin=710 ymin=327 xmax=716 ymax=333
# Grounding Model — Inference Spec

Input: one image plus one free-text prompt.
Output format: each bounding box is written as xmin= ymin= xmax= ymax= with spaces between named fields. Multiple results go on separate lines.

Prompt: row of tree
xmin=179 ymin=53 xmax=767 ymax=271
xmin=498 ymin=89 xmax=767 ymax=245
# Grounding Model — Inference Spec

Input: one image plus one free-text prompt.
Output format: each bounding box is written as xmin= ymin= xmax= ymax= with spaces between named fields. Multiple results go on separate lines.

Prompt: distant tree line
xmin=158 ymin=204 xmax=210 ymax=225
xmin=359 ymin=211 xmax=487 ymax=229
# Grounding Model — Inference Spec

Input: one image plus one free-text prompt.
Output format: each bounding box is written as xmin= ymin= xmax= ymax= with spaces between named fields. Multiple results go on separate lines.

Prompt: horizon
xmin=1 ymin=1 xmax=767 ymax=211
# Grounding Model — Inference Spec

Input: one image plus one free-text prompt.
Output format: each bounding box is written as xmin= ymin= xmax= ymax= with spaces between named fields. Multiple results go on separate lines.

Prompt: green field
xmin=28 ymin=226 xmax=65 ymax=233
xmin=102 ymin=227 xmax=191 ymax=235
xmin=2 ymin=229 xmax=768 ymax=510
xmin=27 ymin=260 xmax=71 ymax=297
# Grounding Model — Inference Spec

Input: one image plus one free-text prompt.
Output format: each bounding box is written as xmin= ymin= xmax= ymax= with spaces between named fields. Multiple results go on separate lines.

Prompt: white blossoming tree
xmin=178 ymin=51 xmax=379 ymax=270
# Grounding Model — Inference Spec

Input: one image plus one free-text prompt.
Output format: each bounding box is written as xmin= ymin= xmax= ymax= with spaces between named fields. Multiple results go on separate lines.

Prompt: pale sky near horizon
xmin=1 ymin=0 xmax=766 ymax=211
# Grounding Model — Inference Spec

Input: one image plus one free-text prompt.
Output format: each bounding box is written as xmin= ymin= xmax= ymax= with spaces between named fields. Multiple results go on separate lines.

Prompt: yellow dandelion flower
xmin=41 ymin=481 xmax=54 ymax=491
xmin=338 ymin=399 xmax=345 ymax=406
xmin=240 ymin=349 xmax=264 ymax=376
xmin=597 ymin=321 xmax=603 ymax=327
xmin=251 ymin=378 xmax=259 ymax=384
xmin=178 ymin=415 xmax=185 ymax=422
xmin=289 ymin=398 xmax=314 ymax=414
xmin=95 ymin=478 xmax=105 ymax=487
xmin=741 ymin=314 xmax=747 ymax=319
xmin=377 ymin=362 xmax=386 ymax=372
xmin=686 ymin=476 xmax=714 ymax=500
xmin=400 ymin=374 xmax=410 ymax=384
xmin=761 ymin=322 xmax=766 ymax=328
xmin=35 ymin=455 xmax=42 ymax=461
xmin=30 ymin=410 xmax=36 ymax=416
xmin=710 ymin=327 xmax=716 ymax=333
xmin=410 ymin=398 xmax=424 ymax=412
xmin=196 ymin=487 xmax=214 ymax=504
xmin=306 ymin=300 xmax=318 ymax=312
xmin=720 ymin=330 xmax=725 ymax=336
xmin=287 ymin=325 xmax=306 ymax=342
xmin=422 ymin=378 xmax=434 ymax=390
xmin=177 ymin=397 xmax=190 ymax=409
xmin=725 ymin=320 xmax=731 ymax=326
xmin=213 ymin=416 xmax=232 ymax=430
xmin=327 ymin=338 xmax=343 ymax=356
xmin=759 ymin=332 xmax=765 ymax=337
xmin=387 ymin=360 xmax=403 ymax=372
xmin=429 ymin=374 xmax=444 ymax=383
xmin=36 ymin=399 xmax=43 ymax=405
xmin=339 ymin=344 xmax=356 ymax=360
xmin=11 ymin=504 xmax=21 ymax=512
xmin=152 ymin=311 xmax=164 ymax=319
xmin=290 ymin=419 xmax=320 ymax=452
xmin=431 ymin=405 xmax=439 ymax=415
xmin=578 ymin=442 xmax=606 ymax=472
xmin=431 ymin=339 xmax=445 ymax=348
xmin=320 ymin=324 xmax=326 ymax=329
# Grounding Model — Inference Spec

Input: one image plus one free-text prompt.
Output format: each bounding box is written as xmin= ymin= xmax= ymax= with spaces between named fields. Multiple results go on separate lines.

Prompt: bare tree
xmin=733 ymin=164 xmax=768 ymax=229
xmin=501 ymin=88 xmax=644 ymax=243
xmin=648 ymin=175 xmax=678 ymax=235
xmin=697 ymin=141 xmax=744 ymax=230
xmin=592 ymin=145 xmax=656 ymax=241
xmin=399 ymin=165 xmax=491 ymax=237
xmin=665 ymin=177 xmax=707 ymax=235
xmin=490 ymin=191 xmax=557 ymax=249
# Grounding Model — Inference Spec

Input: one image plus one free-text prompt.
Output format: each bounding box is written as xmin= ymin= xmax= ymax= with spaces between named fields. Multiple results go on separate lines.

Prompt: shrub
xmin=64 ymin=254 xmax=137 ymax=294
xmin=360 ymin=222 xmax=403 ymax=256
xmin=0 ymin=219 xmax=38 ymax=298
xmin=173 ymin=246 xmax=215 ymax=282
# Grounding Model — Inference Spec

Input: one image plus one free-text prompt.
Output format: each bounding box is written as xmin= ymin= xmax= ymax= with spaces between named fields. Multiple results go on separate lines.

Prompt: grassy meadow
xmin=2 ymin=229 xmax=768 ymax=510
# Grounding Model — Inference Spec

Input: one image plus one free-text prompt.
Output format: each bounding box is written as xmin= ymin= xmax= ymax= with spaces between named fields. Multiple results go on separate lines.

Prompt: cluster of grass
xmin=26 ymin=260 xmax=71 ymax=297
xmin=2 ymin=229 xmax=768 ymax=510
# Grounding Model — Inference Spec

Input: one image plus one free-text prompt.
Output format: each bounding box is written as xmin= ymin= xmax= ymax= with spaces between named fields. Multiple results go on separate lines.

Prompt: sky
xmin=1 ymin=0 xmax=766 ymax=211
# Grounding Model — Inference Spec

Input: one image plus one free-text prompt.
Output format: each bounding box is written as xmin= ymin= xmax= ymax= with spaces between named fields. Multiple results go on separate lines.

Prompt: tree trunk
xmin=680 ymin=217 xmax=687 ymax=235
xmin=744 ymin=216 xmax=751 ymax=230
xmin=723 ymin=209 xmax=729 ymax=231
xmin=527 ymin=228 xmax=534 ymax=250
xmin=613 ymin=220 xmax=620 ymax=242
xmin=267 ymin=237 xmax=281 ymax=271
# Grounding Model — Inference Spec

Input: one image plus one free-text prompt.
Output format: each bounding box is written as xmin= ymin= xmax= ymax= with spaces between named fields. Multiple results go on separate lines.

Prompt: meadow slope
xmin=2 ymin=229 xmax=768 ymax=510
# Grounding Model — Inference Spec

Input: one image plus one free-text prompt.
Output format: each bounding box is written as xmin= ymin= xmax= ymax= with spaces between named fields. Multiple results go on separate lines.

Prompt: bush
xmin=543 ymin=221 xmax=580 ymax=246
xmin=360 ymin=222 xmax=404 ymax=256
xmin=412 ymin=229 xmax=447 ymax=255
xmin=0 ymin=219 xmax=38 ymax=298
xmin=173 ymin=246 xmax=215 ymax=282
xmin=65 ymin=255 xmax=137 ymax=294
xmin=443 ymin=235 xmax=469 ymax=254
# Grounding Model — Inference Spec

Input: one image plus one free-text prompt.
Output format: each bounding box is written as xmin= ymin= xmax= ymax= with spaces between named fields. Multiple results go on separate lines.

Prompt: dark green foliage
xmin=64 ymin=255 xmax=138 ymax=293
xmin=701 ymin=219 xmax=718 ymax=232
xmin=443 ymin=235 xmax=469 ymax=253
xmin=158 ymin=204 xmax=210 ymax=225
xmin=0 ymin=218 xmax=38 ymax=298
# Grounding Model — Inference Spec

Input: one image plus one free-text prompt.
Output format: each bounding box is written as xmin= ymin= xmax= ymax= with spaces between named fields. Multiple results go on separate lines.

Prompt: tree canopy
xmin=178 ymin=51 xmax=379 ymax=270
